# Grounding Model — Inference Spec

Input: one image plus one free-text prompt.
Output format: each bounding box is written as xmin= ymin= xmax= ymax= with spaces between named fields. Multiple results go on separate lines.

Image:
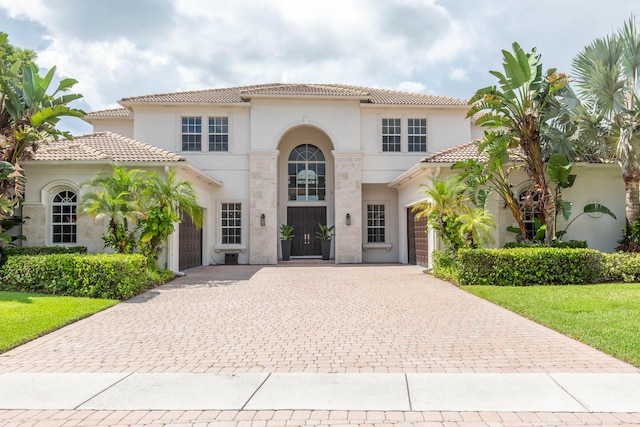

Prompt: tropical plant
xmin=137 ymin=169 xmax=202 ymax=262
xmin=79 ymin=165 xmax=144 ymax=254
xmin=467 ymin=42 xmax=571 ymax=243
xmin=315 ymin=224 xmax=334 ymax=240
xmin=279 ymin=224 xmax=294 ymax=240
xmin=413 ymin=176 xmax=495 ymax=252
xmin=571 ymin=14 xmax=640 ymax=246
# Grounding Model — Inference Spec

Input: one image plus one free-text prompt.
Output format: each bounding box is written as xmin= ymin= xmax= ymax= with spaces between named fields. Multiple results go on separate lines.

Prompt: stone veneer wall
xmin=248 ymin=151 xmax=279 ymax=264
xmin=333 ymin=151 xmax=363 ymax=263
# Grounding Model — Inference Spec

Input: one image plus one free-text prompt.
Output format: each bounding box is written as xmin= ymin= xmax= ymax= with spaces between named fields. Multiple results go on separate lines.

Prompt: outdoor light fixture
xmin=346 ymin=213 xmax=351 ymax=226
xmin=260 ymin=213 xmax=265 ymax=226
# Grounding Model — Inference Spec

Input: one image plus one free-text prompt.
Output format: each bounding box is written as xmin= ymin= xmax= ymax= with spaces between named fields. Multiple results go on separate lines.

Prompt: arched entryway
xmin=278 ymin=126 xmax=335 ymax=258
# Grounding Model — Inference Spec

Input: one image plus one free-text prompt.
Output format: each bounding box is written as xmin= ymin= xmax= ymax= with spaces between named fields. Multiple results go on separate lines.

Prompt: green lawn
xmin=0 ymin=292 xmax=118 ymax=353
xmin=463 ymin=283 xmax=640 ymax=367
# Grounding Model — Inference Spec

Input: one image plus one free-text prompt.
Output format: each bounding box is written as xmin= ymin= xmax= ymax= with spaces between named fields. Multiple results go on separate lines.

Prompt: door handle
xmin=304 ymin=233 xmax=310 ymax=245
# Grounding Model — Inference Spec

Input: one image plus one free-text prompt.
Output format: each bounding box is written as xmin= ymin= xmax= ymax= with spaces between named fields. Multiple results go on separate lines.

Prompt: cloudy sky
xmin=0 ymin=0 xmax=638 ymax=135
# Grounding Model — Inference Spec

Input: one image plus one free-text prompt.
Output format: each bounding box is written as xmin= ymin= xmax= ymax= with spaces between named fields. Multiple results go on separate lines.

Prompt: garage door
xmin=407 ymin=208 xmax=429 ymax=267
xmin=179 ymin=213 xmax=202 ymax=270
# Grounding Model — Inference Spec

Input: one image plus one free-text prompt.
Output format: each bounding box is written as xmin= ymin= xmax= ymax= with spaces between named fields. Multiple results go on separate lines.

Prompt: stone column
xmin=333 ymin=151 xmax=363 ymax=263
xmin=249 ymin=150 xmax=279 ymax=264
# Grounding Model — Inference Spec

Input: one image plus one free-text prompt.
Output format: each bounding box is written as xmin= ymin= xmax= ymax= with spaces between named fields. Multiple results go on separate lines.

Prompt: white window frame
xmin=44 ymin=184 xmax=79 ymax=246
xmin=407 ymin=117 xmax=428 ymax=152
xmin=208 ymin=116 xmax=229 ymax=152
xmin=381 ymin=118 xmax=402 ymax=152
xmin=214 ymin=200 xmax=246 ymax=252
xmin=363 ymin=201 xmax=393 ymax=250
xmin=181 ymin=116 xmax=202 ymax=152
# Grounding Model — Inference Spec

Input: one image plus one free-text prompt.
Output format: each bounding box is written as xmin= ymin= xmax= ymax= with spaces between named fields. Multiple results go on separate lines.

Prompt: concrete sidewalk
xmin=1 ymin=372 xmax=640 ymax=412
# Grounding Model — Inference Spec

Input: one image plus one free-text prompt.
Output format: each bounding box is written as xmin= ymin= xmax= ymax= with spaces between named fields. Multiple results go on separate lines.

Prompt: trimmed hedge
xmin=4 ymin=246 xmax=88 ymax=256
xmin=503 ymin=240 xmax=588 ymax=249
xmin=457 ymin=247 xmax=603 ymax=286
xmin=431 ymin=250 xmax=460 ymax=283
xmin=0 ymin=253 xmax=150 ymax=300
xmin=602 ymin=252 xmax=640 ymax=283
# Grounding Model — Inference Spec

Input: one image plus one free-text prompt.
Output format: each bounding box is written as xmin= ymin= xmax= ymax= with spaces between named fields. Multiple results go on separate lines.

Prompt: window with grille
xmin=382 ymin=118 xmax=401 ymax=152
xmin=52 ymin=190 xmax=77 ymax=243
xmin=221 ymin=202 xmax=242 ymax=244
xmin=181 ymin=116 xmax=202 ymax=151
xmin=287 ymin=144 xmax=326 ymax=201
xmin=408 ymin=118 xmax=427 ymax=152
xmin=208 ymin=116 xmax=228 ymax=151
xmin=367 ymin=204 xmax=386 ymax=243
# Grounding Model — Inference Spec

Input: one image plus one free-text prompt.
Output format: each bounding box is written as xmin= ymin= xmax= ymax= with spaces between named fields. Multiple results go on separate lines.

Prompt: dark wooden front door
xmin=179 ymin=213 xmax=202 ymax=270
xmin=287 ymin=206 xmax=326 ymax=256
xmin=407 ymin=208 xmax=429 ymax=267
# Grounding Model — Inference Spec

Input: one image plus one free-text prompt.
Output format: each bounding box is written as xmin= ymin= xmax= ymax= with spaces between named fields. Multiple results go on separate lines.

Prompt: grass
xmin=463 ymin=283 xmax=640 ymax=367
xmin=0 ymin=292 xmax=118 ymax=353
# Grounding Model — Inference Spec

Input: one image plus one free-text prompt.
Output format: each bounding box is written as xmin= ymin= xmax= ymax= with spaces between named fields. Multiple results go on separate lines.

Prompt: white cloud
xmin=450 ymin=68 xmax=468 ymax=82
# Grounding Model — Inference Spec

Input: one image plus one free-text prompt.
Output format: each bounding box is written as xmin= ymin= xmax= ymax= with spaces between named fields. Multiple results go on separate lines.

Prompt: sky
xmin=0 ymin=0 xmax=638 ymax=135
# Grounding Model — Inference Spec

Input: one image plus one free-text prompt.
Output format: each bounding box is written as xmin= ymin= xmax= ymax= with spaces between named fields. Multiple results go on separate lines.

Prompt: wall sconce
xmin=260 ymin=213 xmax=265 ymax=226
xmin=346 ymin=213 xmax=351 ymax=226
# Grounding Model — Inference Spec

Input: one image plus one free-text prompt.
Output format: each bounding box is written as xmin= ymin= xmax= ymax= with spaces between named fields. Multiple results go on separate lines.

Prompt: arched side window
xmin=52 ymin=190 xmax=77 ymax=244
xmin=287 ymin=144 xmax=326 ymax=201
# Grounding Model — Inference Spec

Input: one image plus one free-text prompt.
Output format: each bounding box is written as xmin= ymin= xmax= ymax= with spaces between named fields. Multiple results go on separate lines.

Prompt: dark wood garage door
xmin=407 ymin=208 xmax=429 ymax=267
xmin=179 ymin=213 xmax=202 ymax=270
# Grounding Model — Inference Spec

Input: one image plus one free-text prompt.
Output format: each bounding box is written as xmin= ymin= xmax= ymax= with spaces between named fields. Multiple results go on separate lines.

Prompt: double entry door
xmin=287 ymin=206 xmax=326 ymax=256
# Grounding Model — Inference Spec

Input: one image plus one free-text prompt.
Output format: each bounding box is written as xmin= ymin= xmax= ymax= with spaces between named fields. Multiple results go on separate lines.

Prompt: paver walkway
xmin=1 ymin=264 xmax=639 ymax=426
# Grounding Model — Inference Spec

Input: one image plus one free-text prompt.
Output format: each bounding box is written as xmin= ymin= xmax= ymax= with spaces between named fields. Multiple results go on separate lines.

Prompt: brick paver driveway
xmin=1 ymin=264 xmax=636 ymax=374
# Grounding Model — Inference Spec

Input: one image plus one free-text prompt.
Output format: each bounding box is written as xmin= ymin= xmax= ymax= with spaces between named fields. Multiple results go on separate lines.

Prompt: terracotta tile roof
xmin=422 ymin=141 xmax=521 ymax=163
xmin=119 ymin=83 xmax=468 ymax=106
xmin=33 ymin=132 xmax=184 ymax=163
xmin=85 ymin=108 xmax=133 ymax=119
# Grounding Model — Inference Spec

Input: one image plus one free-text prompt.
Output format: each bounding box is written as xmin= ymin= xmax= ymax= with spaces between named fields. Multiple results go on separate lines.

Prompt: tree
xmin=571 ymin=15 xmax=640 ymax=245
xmin=80 ymin=165 xmax=144 ymax=254
xmin=137 ymin=169 xmax=202 ymax=262
xmin=467 ymin=42 xmax=570 ymax=243
xmin=0 ymin=33 xmax=84 ymax=244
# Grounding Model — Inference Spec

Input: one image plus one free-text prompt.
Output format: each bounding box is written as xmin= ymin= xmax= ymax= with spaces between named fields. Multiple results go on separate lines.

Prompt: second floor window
xmin=408 ymin=118 xmax=427 ymax=152
xmin=182 ymin=116 xmax=202 ymax=151
xmin=382 ymin=118 xmax=401 ymax=152
xmin=209 ymin=117 xmax=229 ymax=152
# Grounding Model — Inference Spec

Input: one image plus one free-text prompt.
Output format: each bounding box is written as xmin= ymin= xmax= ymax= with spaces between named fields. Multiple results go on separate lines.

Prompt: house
xmin=20 ymin=83 xmax=626 ymax=271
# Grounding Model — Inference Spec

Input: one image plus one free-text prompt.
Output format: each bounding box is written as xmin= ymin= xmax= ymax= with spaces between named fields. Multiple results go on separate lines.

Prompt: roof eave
xmin=240 ymin=94 xmax=371 ymax=102
xmin=361 ymin=103 xmax=469 ymax=110
xmin=118 ymin=100 xmax=248 ymax=108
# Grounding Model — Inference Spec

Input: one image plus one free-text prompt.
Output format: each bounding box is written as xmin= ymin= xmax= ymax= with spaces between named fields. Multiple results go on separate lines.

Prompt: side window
xmin=519 ymin=189 xmax=539 ymax=239
xmin=366 ymin=203 xmax=386 ymax=243
xmin=381 ymin=118 xmax=401 ymax=152
xmin=208 ymin=116 xmax=229 ymax=152
xmin=221 ymin=202 xmax=242 ymax=244
xmin=181 ymin=116 xmax=202 ymax=151
xmin=52 ymin=190 xmax=77 ymax=244
xmin=408 ymin=118 xmax=427 ymax=152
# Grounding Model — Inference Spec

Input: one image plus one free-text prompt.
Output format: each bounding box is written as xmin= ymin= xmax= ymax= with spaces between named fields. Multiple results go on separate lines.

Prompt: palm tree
xmin=79 ymin=165 xmax=144 ymax=253
xmin=458 ymin=208 xmax=495 ymax=249
xmin=467 ymin=42 xmax=571 ymax=243
xmin=137 ymin=169 xmax=202 ymax=261
xmin=571 ymin=15 xmax=640 ymax=243
xmin=413 ymin=176 xmax=470 ymax=252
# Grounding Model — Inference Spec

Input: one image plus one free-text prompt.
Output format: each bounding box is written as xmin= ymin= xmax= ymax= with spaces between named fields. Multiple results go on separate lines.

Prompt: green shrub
xmin=602 ymin=252 xmax=640 ymax=282
xmin=4 ymin=246 xmax=87 ymax=256
xmin=503 ymin=240 xmax=587 ymax=249
xmin=458 ymin=247 xmax=603 ymax=286
xmin=0 ymin=254 xmax=151 ymax=300
xmin=431 ymin=250 xmax=460 ymax=283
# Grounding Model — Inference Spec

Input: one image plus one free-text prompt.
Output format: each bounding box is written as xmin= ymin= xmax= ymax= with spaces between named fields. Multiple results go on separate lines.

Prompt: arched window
xmin=288 ymin=144 xmax=326 ymax=201
xmin=52 ymin=190 xmax=77 ymax=243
